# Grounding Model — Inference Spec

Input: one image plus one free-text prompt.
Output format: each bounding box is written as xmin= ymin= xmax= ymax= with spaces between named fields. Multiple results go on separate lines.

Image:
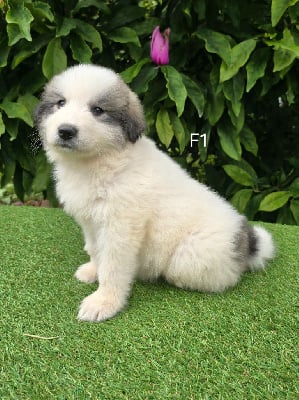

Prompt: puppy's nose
xmin=58 ymin=124 xmax=78 ymax=141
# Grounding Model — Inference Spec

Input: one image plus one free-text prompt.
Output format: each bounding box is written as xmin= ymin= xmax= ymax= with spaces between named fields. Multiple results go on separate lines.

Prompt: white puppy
xmin=35 ymin=64 xmax=275 ymax=322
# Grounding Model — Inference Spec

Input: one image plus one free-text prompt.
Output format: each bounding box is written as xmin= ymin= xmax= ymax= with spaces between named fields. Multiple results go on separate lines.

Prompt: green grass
xmin=0 ymin=206 xmax=298 ymax=399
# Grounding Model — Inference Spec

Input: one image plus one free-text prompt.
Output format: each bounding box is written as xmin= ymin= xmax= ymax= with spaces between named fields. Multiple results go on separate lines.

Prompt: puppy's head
xmin=35 ymin=64 xmax=146 ymax=161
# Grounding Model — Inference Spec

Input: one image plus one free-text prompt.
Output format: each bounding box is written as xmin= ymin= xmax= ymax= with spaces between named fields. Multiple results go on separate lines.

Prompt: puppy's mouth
xmin=55 ymin=138 xmax=78 ymax=151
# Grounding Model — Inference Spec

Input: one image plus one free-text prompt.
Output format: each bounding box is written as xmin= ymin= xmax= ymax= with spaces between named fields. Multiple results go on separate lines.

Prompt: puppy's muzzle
xmin=58 ymin=124 xmax=78 ymax=141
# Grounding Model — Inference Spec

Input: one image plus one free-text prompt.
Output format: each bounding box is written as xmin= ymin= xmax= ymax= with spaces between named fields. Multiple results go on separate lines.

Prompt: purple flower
xmin=150 ymin=26 xmax=170 ymax=65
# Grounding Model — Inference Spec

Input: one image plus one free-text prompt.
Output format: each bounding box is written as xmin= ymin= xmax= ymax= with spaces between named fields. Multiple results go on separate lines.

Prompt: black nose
xmin=58 ymin=124 xmax=78 ymax=141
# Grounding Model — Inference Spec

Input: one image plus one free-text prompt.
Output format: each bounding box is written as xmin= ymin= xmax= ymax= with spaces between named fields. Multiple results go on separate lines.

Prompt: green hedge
xmin=0 ymin=0 xmax=298 ymax=224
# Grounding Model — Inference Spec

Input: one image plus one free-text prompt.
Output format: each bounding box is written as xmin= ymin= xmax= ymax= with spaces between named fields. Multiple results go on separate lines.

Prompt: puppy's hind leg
xmin=163 ymin=232 xmax=242 ymax=293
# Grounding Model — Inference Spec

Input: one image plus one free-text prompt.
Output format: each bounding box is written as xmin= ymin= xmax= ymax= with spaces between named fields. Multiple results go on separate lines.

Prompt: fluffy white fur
xmin=36 ymin=64 xmax=275 ymax=322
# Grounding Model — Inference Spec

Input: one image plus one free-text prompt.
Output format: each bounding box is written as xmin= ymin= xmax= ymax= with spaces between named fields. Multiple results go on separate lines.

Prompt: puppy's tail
xmin=247 ymin=225 xmax=275 ymax=271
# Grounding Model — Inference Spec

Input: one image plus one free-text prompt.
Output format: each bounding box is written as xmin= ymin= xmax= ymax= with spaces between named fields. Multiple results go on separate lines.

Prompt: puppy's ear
xmin=34 ymin=102 xmax=44 ymax=128
xmin=121 ymin=90 xmax=146 ymax=143
xmin=33 ymin=89 xmax=51 ymax=129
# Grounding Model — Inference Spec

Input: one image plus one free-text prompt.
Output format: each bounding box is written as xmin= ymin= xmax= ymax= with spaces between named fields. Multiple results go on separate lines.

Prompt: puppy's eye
xmin=91 ymin=106 xmax=104 ymax=116
xmin=57 ymin=99 xmax=65 ymax=108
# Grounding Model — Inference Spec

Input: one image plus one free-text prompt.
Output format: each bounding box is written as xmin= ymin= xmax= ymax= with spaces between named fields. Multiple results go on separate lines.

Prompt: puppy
xmin=35 ymin=64 xmax=275 ymax=322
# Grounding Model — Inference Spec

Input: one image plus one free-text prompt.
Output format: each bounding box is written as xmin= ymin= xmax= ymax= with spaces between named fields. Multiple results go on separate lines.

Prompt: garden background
xmin=0 ymin=0 xmax=298 ymax=224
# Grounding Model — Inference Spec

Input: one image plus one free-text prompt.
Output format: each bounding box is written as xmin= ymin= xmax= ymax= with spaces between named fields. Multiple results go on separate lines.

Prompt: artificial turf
xmin=0 ymin=206 xmax=298 ymax=399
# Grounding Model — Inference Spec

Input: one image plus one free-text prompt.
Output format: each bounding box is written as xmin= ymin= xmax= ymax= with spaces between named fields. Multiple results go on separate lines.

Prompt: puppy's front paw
xmin=77 ymin=290 xmax=125 ymax=322
xmin=74 ymin=262 xmax=97 ymax=284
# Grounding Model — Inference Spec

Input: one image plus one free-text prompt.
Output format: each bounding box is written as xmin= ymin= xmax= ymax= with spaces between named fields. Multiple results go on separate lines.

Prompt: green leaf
xmin=120 ymin=58 xmax=151 ymax=83
xmin=29 ymin=1 xmax=54 ymax=22
xmin=271 ymin=0 xmax=299 ymax=27
xmin=56 ymin=18 xmax=77 ymax=37
xmin=246 ymin=48 xmax=270 ymax=92
xmin=14 ymin=140 xmax=35 ymax=171
xmin=23 ymin=170 xmax=33 ymax=193
xmin=239 ymin=159 xmax=258 ymax=183
xmin=73 ymin=0 xmax=110 ymax=14
xmin=32 ymin=151 xmax=51 ymax=193
xmin=266 ymin=27 xmax=299 ymax=58
xmin=162 ymin=66 xmax=187 ymax=117
xmin=220 ymin=39 xmax=256 ymax=82
xmin=109 ymin=27 xmax=141 ymax=47
xmin=277 ymin=204 xmax=297 ymax=224
xmin=206 ymin=91 xmax=225 ymax=126
xmin=1 ymin=150 xmax=16 ymax=186
xmin=245 ymin=193 xmax=264 ymax=220
xmin=13 ymin=163 xmax=24 ymax=201
xmin=223 ymin=72 xmax=244 ymax=117
xmin=194 ymin=1 xmax=206 ymax=20
xmin=130 ymin=66 xmax=158 ymax=95
xmin=6 ymin=2 xmax=33 ymax=43
xmin=217 ymin=120 xmax=242 ymax=160
xmin=169 ymin=111 xmax=187 ymax=154
xmin=273 ymin=48 xmax=296 ymax=72
xmin=42 ymin=38 xmax=67 ymax=79
xmin=11 ymin=36 xmax=49 ymax=69
xmin=0 ymin=98 xmax=33 ymax=127
xmin=223 ymin=73 xmax=244 ymax=103
xmin=286 ymin=78 xmax=296 ymax=104
xmin=17 ymin=93 xmax=40 ymax=116
xmin=240 ymin=126 xmax=258 ymax=156
xmin=0 ymin=36 xmax=9 ymax=67
xmin=290 ymin=199 xmax=299 ymax=224
xmin=75 ymin=20 xmax=102 ymax=51
xmin=223 ymin=165 xmax=255 ymax=186
xmin=196 ymin=28 xmax=231 ymax=64
xmin=0 ymin=113 xmax=5 ymax=136
xmin=181 ymin=74 xmax=205 ymax=117
xmin=5 ymin=118 xmax=19 ymax=140
xmin=143 ymin=79 xmax=167 ymax=108
xmin=156 ymin=109 xmax=174 ymax=148
xmin=227 ymin=102 xmax=244 ymax=133
xmin=259 ymin=191 xmax=291 ymax=212
xmin=131 ymin=17 xmax=160 ymax=36
xmin=289 ymin=2 xmax=299 ymax=22
xmin=7 ymin=23 xmax=24 ymax=47
xmin=289 ymin=178 xmax=299 ymax=197
xmin=231 ymin=189 xmax=253 ymax=213
xmin=70 ymin=34 xmax=92 ymax=63
xmin=109 ymin=6 xmax=145 ymax=30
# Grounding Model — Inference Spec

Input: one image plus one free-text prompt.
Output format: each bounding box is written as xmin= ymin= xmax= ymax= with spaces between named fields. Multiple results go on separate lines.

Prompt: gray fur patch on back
xmin=233 ymin=219 xmax=258 ymax=269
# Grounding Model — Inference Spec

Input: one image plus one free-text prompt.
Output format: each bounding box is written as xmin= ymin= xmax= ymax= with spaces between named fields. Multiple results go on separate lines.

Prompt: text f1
xmin=190 ymin=133 xmax=207 ymax=148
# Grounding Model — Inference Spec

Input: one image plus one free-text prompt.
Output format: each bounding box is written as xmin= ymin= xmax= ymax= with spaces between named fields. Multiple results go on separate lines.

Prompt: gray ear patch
xmin=34 ymin=100 xmax=52 ymax=128
xmin=101 ymin=81 xmax=146 ymax=143
xmin=119 ymin=107 xmax=146 ymax=143
xmin=34 ymin=89 xmax=63 ymax=129
xmin=121 ymin=89 xmax=146 ymax=143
